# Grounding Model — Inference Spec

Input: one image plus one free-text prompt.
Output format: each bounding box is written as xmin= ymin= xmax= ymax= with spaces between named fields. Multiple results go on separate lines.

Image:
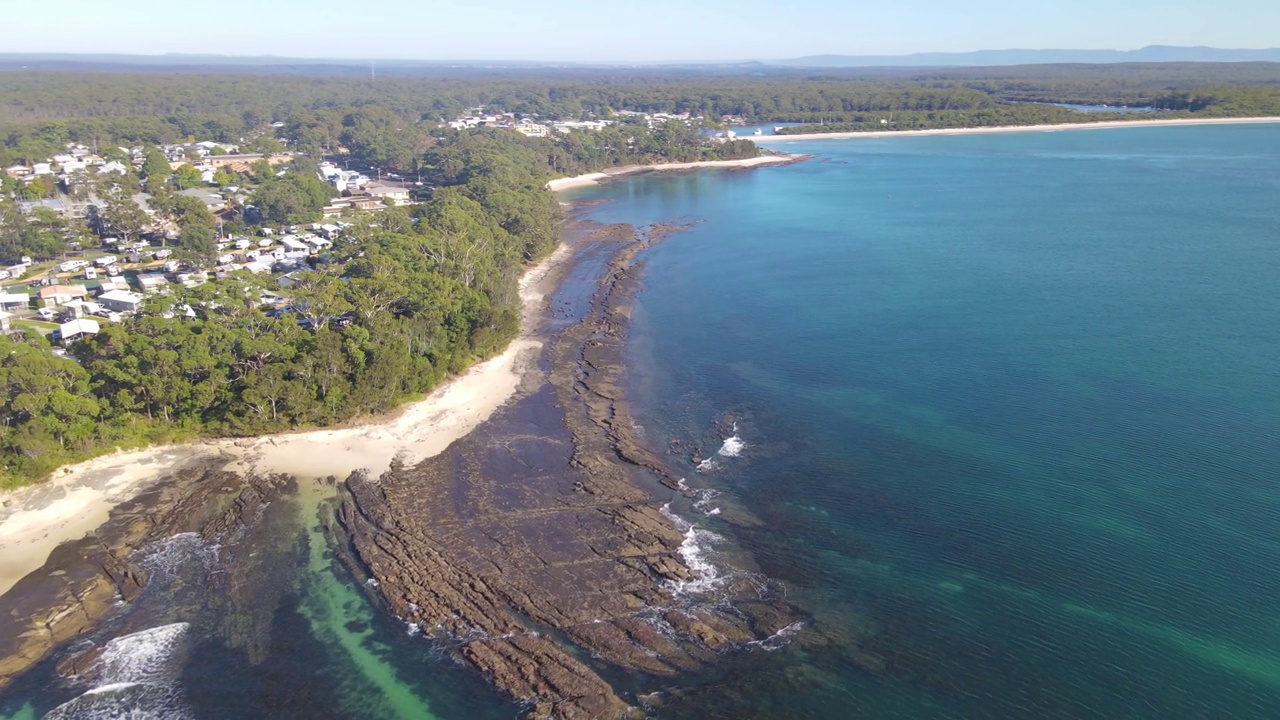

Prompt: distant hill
xmin=770 ymin=46 xmax=1280 ymax=67
xmin=1 ymin=47 xmax=1279 ymax=75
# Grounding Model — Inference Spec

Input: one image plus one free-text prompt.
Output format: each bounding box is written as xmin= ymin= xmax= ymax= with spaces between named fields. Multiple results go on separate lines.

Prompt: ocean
xmin=571 ymin=123 xmax=1280 ymax=718
xmin=3 ymin=123 xmax=1279 ymax=719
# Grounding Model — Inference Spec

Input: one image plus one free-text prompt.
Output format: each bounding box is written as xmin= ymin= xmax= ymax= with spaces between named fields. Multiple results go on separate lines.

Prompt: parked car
xmin=106 ymin=265 xmax=121 ymax=277
xmin=84 ymin=268 xmax=97 ymax=280
xmin=95 ymin=255 xmax=117 ymax=267
xmin=0 ymin=270 xmax=9 ymax=281
xmin=153 ymin=249 xmax=173 ymax=260
xmin=36 ymin=308 xmax=58 ymax=321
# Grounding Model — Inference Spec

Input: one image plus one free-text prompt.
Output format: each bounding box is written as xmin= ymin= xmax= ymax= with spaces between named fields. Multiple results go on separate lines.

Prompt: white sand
xmin=0 ymin=243 xmax=570 ymax=597
xmin=546 ymin=154 xmax=797 ymax=191
xmin=0 ymin=446 xmax=207 ymax=595
xmin=746 ymin=116 xmax=1280 ymax=143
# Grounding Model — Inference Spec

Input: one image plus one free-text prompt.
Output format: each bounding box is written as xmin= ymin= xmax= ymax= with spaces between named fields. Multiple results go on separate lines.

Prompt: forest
xmin=4 ymin=64 xmax=1280 ymax=165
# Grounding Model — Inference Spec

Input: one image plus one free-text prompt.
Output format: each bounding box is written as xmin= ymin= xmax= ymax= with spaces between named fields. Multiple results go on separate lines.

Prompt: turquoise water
xmin=572 ymin=124 xmax=1280 ymax=718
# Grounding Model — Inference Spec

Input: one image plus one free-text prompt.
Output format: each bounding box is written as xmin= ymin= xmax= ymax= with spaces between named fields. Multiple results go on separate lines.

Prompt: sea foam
xmin=660 ymin=503 xmax=728 ymax=596
xmin=46 ymin=623 xmax=194 ymax=720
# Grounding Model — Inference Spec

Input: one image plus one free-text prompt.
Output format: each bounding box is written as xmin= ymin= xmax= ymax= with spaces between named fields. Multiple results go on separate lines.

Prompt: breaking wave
xmin=137 ymin=533 xmax=219 ymax=582
xmin=45 ymin=623 xmax=193 ymax=720
xmin=660 ymin=503 xmax=728 ymax=596
xmin=746 ymin=621 xmax=805 ymax=651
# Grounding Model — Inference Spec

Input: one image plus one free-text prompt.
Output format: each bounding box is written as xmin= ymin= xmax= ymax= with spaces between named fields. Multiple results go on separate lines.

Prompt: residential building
xmin=0 ymin=293 xmax=29 ymax=312
xmin=135 ymin=273 xmax=170 ymax=294
xmin=178 ymin=188 xmax=225 ymax=211
xmin=98 ymin=289 xmax=146 ymax=313
xmin=38 ymin=285 xmax=89 ymax=307
xmin=363 ymin=185 xmax=410 ymax=205
xmin=58 ymin=318 xmax=100 ymax=344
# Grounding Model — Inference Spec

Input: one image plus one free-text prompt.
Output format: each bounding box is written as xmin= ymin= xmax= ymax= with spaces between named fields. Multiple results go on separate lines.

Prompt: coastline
xmin=0 ymin=242 xmax=571 ymax=598
xmin=0 ymin=148 xmax=804 ymax=601
xmin=747 ymin=116 xmax=1280 ymax=142
xmin=546 ymin=153 xmax=800 ymax=191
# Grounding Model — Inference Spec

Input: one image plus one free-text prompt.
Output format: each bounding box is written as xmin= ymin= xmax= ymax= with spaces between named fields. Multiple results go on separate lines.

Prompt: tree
xmin=176 ymin=223 xmax=218 ymax=267
xmin=142 ymin=147 xmax=171 ymax=184
xmin=174 ymin=164 xmax=203 ymax=190
xmin=99 ymin=186 xmax=150 ymax=243
xmin=212 ymin=167 xmax=239 ymax=187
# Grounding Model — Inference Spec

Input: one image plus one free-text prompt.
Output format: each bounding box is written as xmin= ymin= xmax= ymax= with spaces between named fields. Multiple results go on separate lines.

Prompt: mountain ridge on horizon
xmin=1 ymin=45 xmax=1278 ymax=70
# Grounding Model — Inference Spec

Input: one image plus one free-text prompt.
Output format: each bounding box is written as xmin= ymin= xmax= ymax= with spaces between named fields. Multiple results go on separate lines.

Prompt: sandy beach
xmin=546 ymin=154 xmax=798 ymax=191
xmin=0 ymin=243 xmax=570 ymax=597
xmin=746 ymin=116 xmax=1280 ymax=143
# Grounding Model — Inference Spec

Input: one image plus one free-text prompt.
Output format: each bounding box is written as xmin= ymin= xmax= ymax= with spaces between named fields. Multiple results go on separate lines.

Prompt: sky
xmin=8 ymin=0 xmax=1280 ymax=62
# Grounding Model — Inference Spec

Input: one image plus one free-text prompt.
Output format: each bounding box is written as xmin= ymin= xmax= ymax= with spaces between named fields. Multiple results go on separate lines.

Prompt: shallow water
xmin=573 ymin=123 xmax=1280 ymax=718
xmin=0 ymin=483 xmax=515 ymax=720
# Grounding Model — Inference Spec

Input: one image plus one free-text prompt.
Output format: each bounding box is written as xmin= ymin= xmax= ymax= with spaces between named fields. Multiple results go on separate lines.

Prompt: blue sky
xmin=9 ymin=0 xmax=1279 ymax=61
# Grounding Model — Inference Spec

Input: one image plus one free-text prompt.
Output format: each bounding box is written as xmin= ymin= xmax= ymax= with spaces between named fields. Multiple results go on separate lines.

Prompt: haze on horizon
xmin=9 ymin=0 xmax=1280 ymax=63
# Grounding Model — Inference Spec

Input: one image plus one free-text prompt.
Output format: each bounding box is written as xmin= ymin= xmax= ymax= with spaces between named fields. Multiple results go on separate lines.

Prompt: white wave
xmin=660 ymin=503 xmax=728 ymax=596
xmin=691 ymin=488 xmax=722 ymax=517
xmin=45 ymin=623 xmax=193 ymax=720
xmin=695 ymin=458 xmax=718 ymax=473
xmin=137 ymin=533 xmax=218 ymax=581
xmin=747 ymin=621 xmax=805 ymax=652
xmin=717 ymin=435 xmax=746 ymax=458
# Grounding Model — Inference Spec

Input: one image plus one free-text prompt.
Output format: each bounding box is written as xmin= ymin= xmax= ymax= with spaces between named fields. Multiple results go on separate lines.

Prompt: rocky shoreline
xmin=334 ymin=219 xmax=800 ymax=719
xmin=0 ymin=459 xmax=298 ymax=690
xmin=0 ymin=214 xmax=805 ymax=717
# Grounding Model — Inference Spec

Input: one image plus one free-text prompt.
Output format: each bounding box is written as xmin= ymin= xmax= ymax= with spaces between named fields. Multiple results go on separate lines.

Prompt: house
xmin=178 ymin=188 xmax=225 ymax=211
xmin=98 ymin=289 xmax=146 ymax=313
xmin=363 ymin=185 xmax=410 ymax=205
xmin=4 ymin=264 xmax=25 ymax=280
xmin=38 ymin=285 xmax=89 ymax=307
xmin=281 ymin=238 xmax=311 ymax=253
xmin=31 ymin=163 xmax=54 ymax=176
xmin=4 ymin=165 xmax=32 ymax=179
xmin=515 ymin=123 xmax=550 ymax=138
xmin=0 ymin=293 xmax=28 ymax=312
xmin=94 ymin=277 xmax=130 ymax=294
xmin=319 ymin=224 xmax=342 ymax=240
xmin=0 ymin=311 xmax=12 ymax=335
xmin=61 ymin=299 xmax=92 ymax=319
xmin=135 ymin=273 xmax=169 ymax=294
xmin=58 ymin=318 xmax=100 ymax=344
xmin=204 ymin=153 xmax=291 ymax=169
xmin=97 ymin=161 xmax=128 ymax=176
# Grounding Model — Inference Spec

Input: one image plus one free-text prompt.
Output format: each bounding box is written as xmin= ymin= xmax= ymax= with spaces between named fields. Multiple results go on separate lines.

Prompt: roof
xmin=59 ymin=318 xmax=100 ymax=337
xmin=99 ymin=289 xmax=145 ymax=304
xmin=0 ymin=293 xmax=29 ymax=304
xmin=38 ymin=285 xmax=88 ymax=299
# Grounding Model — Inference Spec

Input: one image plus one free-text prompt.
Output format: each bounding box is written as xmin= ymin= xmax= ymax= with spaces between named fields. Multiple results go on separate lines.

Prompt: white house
xmin=0 ymin=293 xmax=29 ymax=312
xmin=98 ymin=289 xmax=146 ymax=313
xmin=58 ymin=318 xmax=100 ymax=344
